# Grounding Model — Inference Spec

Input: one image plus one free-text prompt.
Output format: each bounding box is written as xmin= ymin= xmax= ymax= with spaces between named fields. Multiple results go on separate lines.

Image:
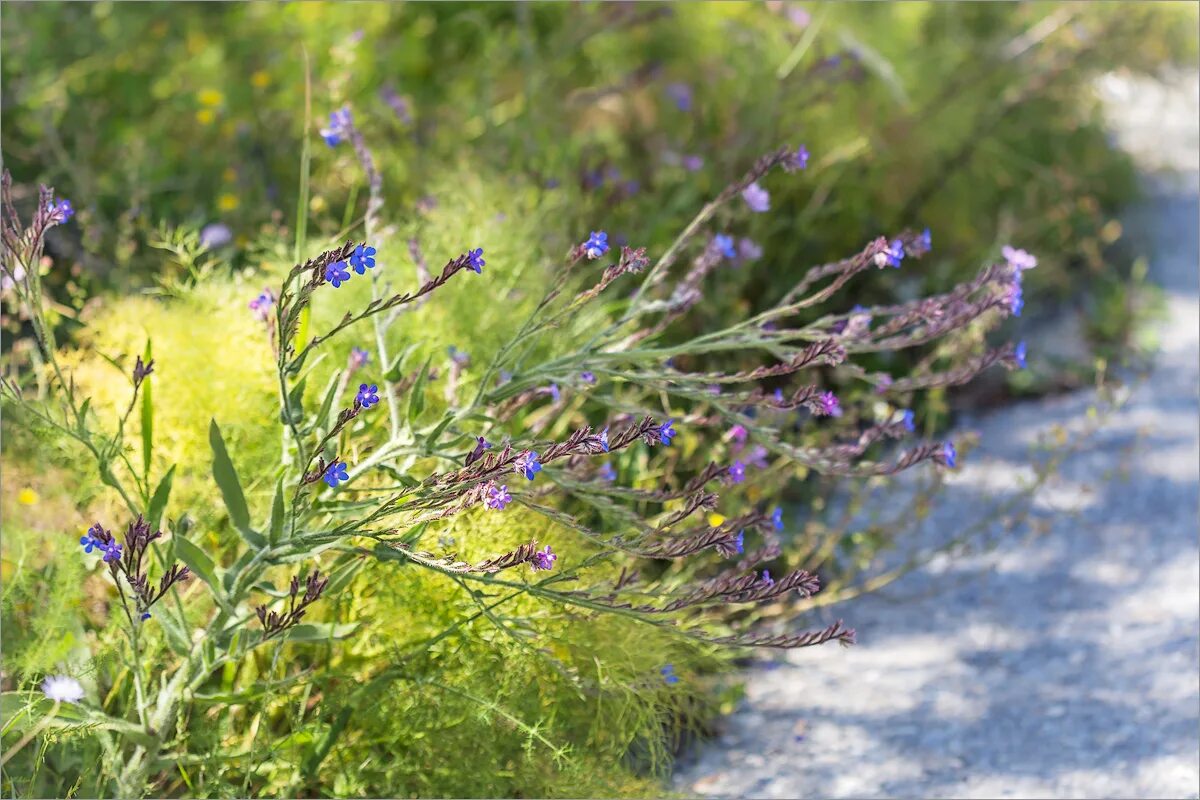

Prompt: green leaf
xmin=268 ymin=476 xmax=286 ymax=545
xmin=208 ymin=419 xmax=266 ymax=548
xmin=140 ymin=340 xmax=153 ymax=480
xmin=407 ymin=356 xmax=432 ymax=422
xmin=155 ymin=604 xmax=192 ymax=657
xmin=422 ymin=412 xmax=456 ymax=448
xmin=0 ymin=693 xmax=157 ymax=748
xmin=146 ymin=465 xmax=176 ymax=532
xmin=384 ymin=343 xmax=418 ymax=382
xmin=312 ymin=372 xmax=342 ymax=434
xmin=173 ymin=536 xmax=229 ymax=611
xmin=283 ymin=376 xmax=308 ymax=426
xmin=281 ymin=622 xmax=359 ymax=642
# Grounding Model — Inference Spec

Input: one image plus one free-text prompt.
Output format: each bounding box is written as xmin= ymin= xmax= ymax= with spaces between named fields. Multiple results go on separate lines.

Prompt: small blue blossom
xmin=1007 ymin=274 xmax=1025 ymax=317
xmin=661 ymin=664 xmax=681 ymax=685
xmin=771 ymin=507 xmax=784 ymax=531
xmin=1014 ymin=340 xmax=1028 ymax=369
xmin=783 ymin=145 xmax=810 ymax=172
xmin=879 ymin=239 xmax=905 ymax=268
xmin=906 ymin=227 xmax=932 ymax=257
xmin=580 ymin=371 xmax=596 ymax=384
xmin=714 ymin=234 xmax=737 ymax=260
xmin=140 ymin=612 xmax=152 ymax=621
xmin=485 ymin=483 xmax=513 ymax=511
xmin=742 ymin=181 xmax=770 ymax=213
xmin=729 ymin=460 xmax=747 ymax=483
xmin=101 ymin=539 xmax=123 ymax=564
xmin=583 ymin=231 xmax=609 ymax=260
xmin=349 ymin=347 xmax=371 ymax=371
xmin=735 ymin=530 xmax=745 ymax=555
xmin=79 ymin=531 xmax=100 ymax=554
xmin=350 ymin=244 xmax=377 ymax=274
xmin=761 ymin=569 xmax=775 ymax=587
xmin=548 ymin=384 xmax=561 ymax=402
xmin=815 ymin=391 xmax=842 ymax=417
xmin=323 ymin=460 xmax=350 ymax=488
xmin=325 ymin=260 xmax=351 ymax=288
xmin=47 ymin=198 xmax=75 ymax=224
xmin=599 ymin=426 xmax=610 ymax=452
xmin=356 ymin=383 xmax=380 ymax=409
xmin=599 ymin=462 xmax=617 ymax=482
xmin=773 ymin=388 xmax=785 ymax=404
xmin=320 ymin=107 xmax=353 ymax=147
xmin=657 ymin=418 xmax=677 ymax=446
xmin=682 ymin=155 xmax=704 ymax=171
xmin=448 ymin=345 xmax=470 ymax=366
xmin=902 ymin=409 xmax=916 ymax=432
xmin=466 ymin=248 xmax=485 ymax=273
xmin=515 ymin=451 xmax=543 ymax=481
xmin=942 ymin=441 xmax=957 ymax=469
xmin=665 ymin=82 xmax=693 ymax=112
xmin=738 ymin=237 xmax=763 ymax=262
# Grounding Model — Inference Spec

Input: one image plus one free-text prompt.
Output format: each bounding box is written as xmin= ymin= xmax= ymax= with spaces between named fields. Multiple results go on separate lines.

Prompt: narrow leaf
xmin=140 ymin=339 xmax=153 ymax=480
xmin=208 ymin=419 xmax=266 ymax=548
xmin=268 ymin=476 xmax=286 ymax=545
xmin=146 ymin=465 xmax=176 ymax=532
xmin=407 ymin=356 xmax=432 ymax=422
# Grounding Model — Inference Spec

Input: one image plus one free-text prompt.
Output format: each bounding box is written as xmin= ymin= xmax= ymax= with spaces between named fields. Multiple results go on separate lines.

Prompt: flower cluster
xmin=79 ymin=517 xmax=191 ymax=621
xmin=255 ymin=570 xmax=330 ymax=640
xmin=320 ymin=106 xmax=353 ymax=147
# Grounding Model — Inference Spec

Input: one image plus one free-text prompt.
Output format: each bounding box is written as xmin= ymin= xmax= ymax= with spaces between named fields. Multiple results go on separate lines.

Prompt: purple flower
xmin=714 ymin=234 xmax=737 ymax=260
xmin=599 ymin=427 xmax=610 ymax=452
xmin=323 ymin=460 xmax=350 ymax=488
xmin=660 ymin=664 xmax=680 ymax=685
xmin=665 ymin=82 xmax=693 ymax=112
xmin=548 ymin=383 xmax=561 ymax=402
xmin=599 ymin=462 xmax=617 ymax=482
xmin=771 ymin=507 xmax=784 ymax=531
xmin=901 ymin=409 xmax=915 ymax=432
xmin=655 ymin=419 xmax=677 ymax=446
xmin=783 ymin=145 xmax=810 ymax=173
xmin=249 ymin=288 xmax=275 ymax=322
xmin=742 ymin=181 xmax=771 ymax=213
xmin=761 ymin=569 xmax=775 ymax=587
xmin=682 ymin=155 xmax=704 ymax=171
xmin=906 ymin=227 xmax=932 ymax=257
xmin=729 ymin=460 xmax=747 ymax=483
xmin=47 ymin=198 xmax=74 ymax=224
xmin=1007 ymin=272 xmax=1025 ymax=317
xmin=199 ymin=223 xmax=233 ymax=250
xmin=729 ymin=424 xmax=748 ymax=444
xmin=773 ymin=388 xmax=785 ymax=404
xmin=350 ymin=244 xmax=377 ymax=275
xmin=734 ymin=530 xmax=745 ymax=555
xmin=580 ymin=371 xmax=596 ymax=384
xmin=530 ymin=545 xmax=557 ymax=571
xmin=942 ymin=441 xmax=957 ymax=469
xmin=379 ymin=86 xmax=413 ymax=124
xmin=356 ymin=383 xmax=380 ymax=409
xmin=748 ymin=445 xmax=770 ymax=469
xmin=738 ymin=238 xmax=763 ymax=262
xmin=485 ymin=483 xmax=512 ymax=511
xmin=1001 ymin=245 xmax=1038 ymax=271
xmin=320 ymin=106 xmax=353 ymax=147
xmin=101 ymin=539 xmax=123 ymax=564
xmin=875 ymin=239 xmax=905 ymax=269
xmin=325 ymin=260 xmax=351 ymax=288
xmin=815 ymin=391 xmax=841 ymax=417
xmin=583 ymin=231 xmax=609 ymax=260
xmin=448 ymin=345 xmax=470 ymax=366
xmin=1014 ymin=340 xmax=1028 ymax=369
xmin=79 ymin=526 xmax=103 ymax=554
xmin=349 ymin=347 xmax=371 ymax=371
xmin=515 ymin=451 xmax=543 ymax=481
xmin=466 ymin=248 xmax=485 ymax=273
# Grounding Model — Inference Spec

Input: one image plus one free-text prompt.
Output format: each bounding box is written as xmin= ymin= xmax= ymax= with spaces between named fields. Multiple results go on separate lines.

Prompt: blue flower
xmin=714 ymin=234 xmax=736 ymax=260
xmin=548 ymin=384 xmax=561 ymax=402
xmin=761 ymin=569 xmax=775 ymax=587
xmin=79 ymin=531 xmax=100 ymax=554
xmin=1014 ymin=340 xmax=1028 ymax=369
xmin=320 ymin=107 xmax=353 ymax=147
xmin=729 ymin=460 xmax=747 ymax=483
xmin=581 ymin=371 xmax=596 ymax=384
xmin=48 ymin=198 xmax=74 ymax=224
xmin=906 ymin=227 xmax=932 ymax=257
xmin=783 ymin=145 xmax=810 ymax=172
xmin=101 ymin=539 xmax=123 ymax=564
xmin=771 ymin=507 xmax=784 ymax=531
xmin=599 ymin=462 xmax=617 ymax=482
xmin=657 ymin=418 xmax=677 ymax=446
xmin=583 ymin=231 xmax=609 ymax=260
xmin=735 ymin=530 xmax=745 ymax=555
xmin=140 ymin=612 xmax=152 ymax=621
xmin=349 ymin=347 xmax=371 ymax=370
xmin=665 ymin=82 xmax=693 ymax=112
xmin=530 ymin=545 xmax=557 ymax=571
xmin=350 ymin=244 xmax=377 ymax=274
xmin=1007 ymin=276 xmax=1024 ymax=317
xmin=467 ymin=248 xmax=485 ymax=273
xmin=325 ymin=260 xmax=351 ymax=288
xmin=485 ymin=483 xmax=512 ymax=511
xmin=942 ymin=441 xmax=957 ymax=469
xmin=881 ymin=239 xmax=905 ymax=268
xmin=323 ymin=460 xmax=350 ymax=488
xmin=515 ymin=451 xmax=543 ymax=481
xmin=599 ymin=426 xmax=610 ymax=452
xmin=661 ymin=664 xmax=681 ymax=685
xmin=902 ymin=409 xmax=915 ymax=432
xmin=356 ymin=383 xmax=380 ymax=409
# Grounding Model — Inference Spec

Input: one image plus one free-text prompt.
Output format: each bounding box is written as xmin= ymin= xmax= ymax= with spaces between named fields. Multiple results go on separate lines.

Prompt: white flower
xmin=40 ymin=674 xmax=84 ymax=704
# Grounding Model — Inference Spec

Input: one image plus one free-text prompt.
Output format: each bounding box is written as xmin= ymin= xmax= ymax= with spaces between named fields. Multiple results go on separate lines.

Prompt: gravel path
xmin=673 ymin=71 xmax=1200 ymax=799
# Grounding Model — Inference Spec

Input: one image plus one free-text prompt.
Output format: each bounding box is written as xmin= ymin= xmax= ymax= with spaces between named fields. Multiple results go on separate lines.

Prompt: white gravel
xmin=672 ymin=71 xmax=1200 ymax=799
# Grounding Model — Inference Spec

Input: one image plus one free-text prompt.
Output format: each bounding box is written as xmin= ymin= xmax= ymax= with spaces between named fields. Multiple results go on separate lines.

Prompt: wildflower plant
xmin=1 ymin=102 xmax=1034 ymax=794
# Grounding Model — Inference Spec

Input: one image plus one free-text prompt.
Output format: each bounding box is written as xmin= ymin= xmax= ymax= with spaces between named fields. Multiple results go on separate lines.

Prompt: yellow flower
xmin=198 ymin=89 xmax=224 ymax=108
xmin=707 ymin=512 xmax=726 ymax=527
xmin=217 ymin=193 xmax=240 ymax=212
xmin=195 ymin=108 xmax=216 ymax=126
xmin=251 ymin=70 xmax=271 ymax=89
xmin=16 ymin=488 xmax=38 ymax=505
